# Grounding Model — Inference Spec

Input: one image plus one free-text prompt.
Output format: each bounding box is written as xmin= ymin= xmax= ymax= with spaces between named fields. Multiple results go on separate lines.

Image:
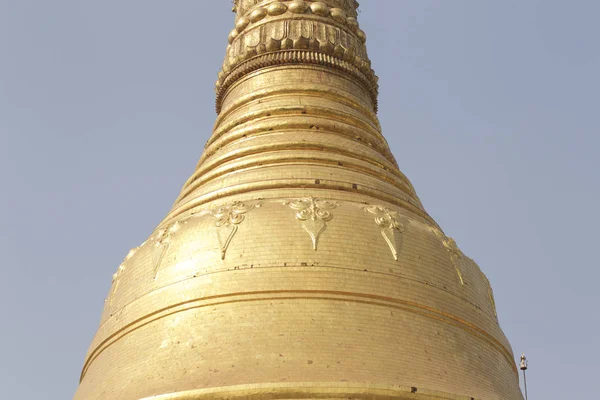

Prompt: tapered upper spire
xmin=217 ymin=1 xmax=376 ymax=113
xmin=75 ymin=3 xmax=524 ymax=400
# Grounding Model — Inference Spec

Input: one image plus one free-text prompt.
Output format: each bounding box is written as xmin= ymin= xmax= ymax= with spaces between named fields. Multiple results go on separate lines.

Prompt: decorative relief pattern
xmin=108 ymin=247 xmax=138 ymax=306
xmin=363 ymin=205 xmax=404 ymax=261
xmin=221 ymin=20 xmax=369 ymax=74
xmin=216 ymin=49 xmax=378 ymax=114
xmin=484 ymin=275 xmax=498 ymax=317
xmin=151 ymin=221 xmax=182 ymax=278
xmin=104 ymin=198 xmax=500 ymax=322
xmin=211 ymin=201 xmax=261 ymax=260
xmin=222 ymin=17 xmax=369 ymax=75
xmin=217 ymin=0 xmax=378 ymax=113
xmin=432 ymin=228 xmax=499 ymax=317
xmin=284 ymin=197 xmax=339 ymax=250
xmin=231 ymin=1 xmax=364 ymax=41
xmin=442 ymin=237 xmax=465 ymax=286
xmin=431 ymin=227 xmax=466 ymax=286
xmin=234 ymin=1 xmax=360 ymax=20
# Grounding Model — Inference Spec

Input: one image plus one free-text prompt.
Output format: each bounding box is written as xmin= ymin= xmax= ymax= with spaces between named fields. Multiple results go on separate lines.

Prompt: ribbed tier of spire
xmin=164 ymin=64 xmax=433 ymax=232
xmin=218 ymin=1 xmax=377 ymax=113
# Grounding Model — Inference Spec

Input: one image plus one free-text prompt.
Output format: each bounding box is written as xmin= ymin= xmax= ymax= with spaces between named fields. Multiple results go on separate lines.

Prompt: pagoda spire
xmin=75 ymin=3 xmax=525 ymax=400
xmin=165 ymin=0 xmax=427 ymax=231
xmin=219 ymin=1 xmax=375 ymax=114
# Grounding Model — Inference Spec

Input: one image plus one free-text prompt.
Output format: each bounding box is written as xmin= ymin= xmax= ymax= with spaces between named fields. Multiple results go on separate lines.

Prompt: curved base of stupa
xmin=142 ymin=382 xmax=478 ymax=400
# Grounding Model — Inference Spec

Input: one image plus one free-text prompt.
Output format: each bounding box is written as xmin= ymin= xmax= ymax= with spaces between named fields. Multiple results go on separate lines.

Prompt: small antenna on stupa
xmin=520 ymin=353 xmax=529 ymax=400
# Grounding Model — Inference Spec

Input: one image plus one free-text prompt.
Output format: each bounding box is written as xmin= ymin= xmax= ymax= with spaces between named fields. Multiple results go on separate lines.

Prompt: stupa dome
xmin=75 ymin=2 xmax=524 ymax=399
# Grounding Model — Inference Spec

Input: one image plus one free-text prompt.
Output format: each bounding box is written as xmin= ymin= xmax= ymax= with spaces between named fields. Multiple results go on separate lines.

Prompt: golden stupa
xmin=75 ymin=2 xmax=524 ymax=399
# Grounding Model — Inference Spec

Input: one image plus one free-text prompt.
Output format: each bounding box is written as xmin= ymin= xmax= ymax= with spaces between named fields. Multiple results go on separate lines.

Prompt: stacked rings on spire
xmin=228 ymin=2 xmax=367 ymax=45
xmin=234 ymin=0 xmax=360 ymax=18
xmin=218 ymin=0 xmax=375 ymax=114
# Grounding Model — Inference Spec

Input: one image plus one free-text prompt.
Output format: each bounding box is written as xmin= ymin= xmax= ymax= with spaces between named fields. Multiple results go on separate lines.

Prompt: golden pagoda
xmin=75 ymin=2 xmax=524 ymax=399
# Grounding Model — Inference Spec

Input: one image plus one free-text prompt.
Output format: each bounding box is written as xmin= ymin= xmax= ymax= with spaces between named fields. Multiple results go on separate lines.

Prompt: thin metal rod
xmin=522 ymin=369 xmax=528 ymax=400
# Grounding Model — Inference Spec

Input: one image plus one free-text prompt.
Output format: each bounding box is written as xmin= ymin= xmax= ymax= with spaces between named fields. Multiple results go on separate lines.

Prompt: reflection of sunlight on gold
xmin=454 ymin=260 xmax=465 ymax=286
xmin=169 ymin=316 xmax=182 ymax=328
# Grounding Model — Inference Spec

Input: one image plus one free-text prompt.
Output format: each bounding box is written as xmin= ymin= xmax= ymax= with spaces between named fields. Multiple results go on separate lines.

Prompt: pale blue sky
xmin=1 ymin=1 xmax=598 ymax=399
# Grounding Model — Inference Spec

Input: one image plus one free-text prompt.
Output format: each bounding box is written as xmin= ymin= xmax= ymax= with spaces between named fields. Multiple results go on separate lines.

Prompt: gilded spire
xmin=165 ymin=0 xmax=423 ymax=232
xmin=218 ymin=0 xmax=376 ymax=113
xmin=75 ymin=3 xmax=525 ymax=400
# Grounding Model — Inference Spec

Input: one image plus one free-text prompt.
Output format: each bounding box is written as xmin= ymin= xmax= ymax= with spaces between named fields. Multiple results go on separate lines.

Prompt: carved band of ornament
xmin=148 ymin=201 xmax=262 ymax=275
xmin=230 ymin=2 xmax=365 ymax=45
xmin=217 ymin=1 xmax=377 ymax=114
xmin=234 ymin=0 xmax=360 ymax=12
xmin=226 ymin=18 xmax=368 ymax=64
xmin=216 ymin=49 xmax=379 ymax=114
xmin=233 ymin=1 xmax=360 ymax=22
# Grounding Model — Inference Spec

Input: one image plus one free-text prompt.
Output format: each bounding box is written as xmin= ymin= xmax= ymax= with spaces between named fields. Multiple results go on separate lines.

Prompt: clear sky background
xmin=1 ymin=1 xmax=598 ymax=399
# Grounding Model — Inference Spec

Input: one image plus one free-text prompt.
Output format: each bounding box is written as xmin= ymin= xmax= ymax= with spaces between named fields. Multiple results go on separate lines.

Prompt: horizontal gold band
xmin=142 ymin=381 xmax=478 ymax=400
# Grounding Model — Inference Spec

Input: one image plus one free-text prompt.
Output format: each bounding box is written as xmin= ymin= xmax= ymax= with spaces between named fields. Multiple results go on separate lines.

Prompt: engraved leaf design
xmin=211 ymin=201 xmax=260 ymax=260
xmin=443 ymin=237 xmax=465 ymax=286
xmin=151 ymin=222 xmax=181 ymax=279
xmin=363 ymin=205 xmax=404 ymax=261
xmin=285 ymin=197 xmax=338 ymax=250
